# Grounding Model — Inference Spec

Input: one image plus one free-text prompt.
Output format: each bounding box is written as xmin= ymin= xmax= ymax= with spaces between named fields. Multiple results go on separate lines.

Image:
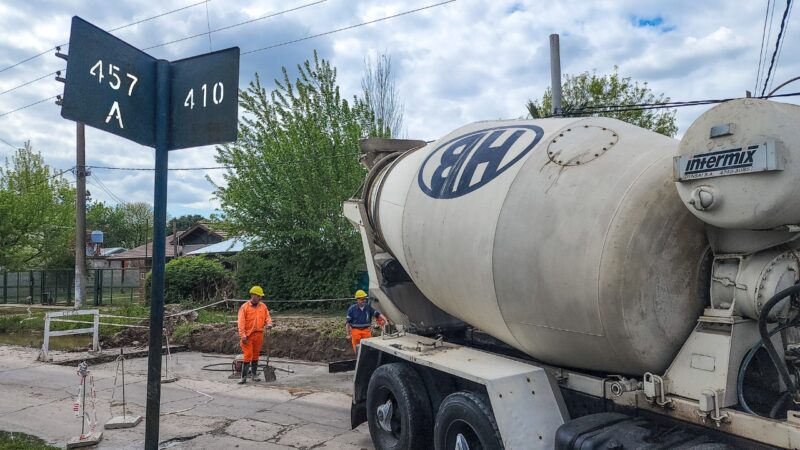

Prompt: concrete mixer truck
xmin=343 ymin=98 xmax=800 ymax=449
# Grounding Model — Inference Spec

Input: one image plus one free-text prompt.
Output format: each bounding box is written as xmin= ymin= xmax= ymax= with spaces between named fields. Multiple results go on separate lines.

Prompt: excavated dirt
xmin=102 ymin=311 xmax=355 ymax=362
xmin=178 ymin=323 xmax=353 ymax=362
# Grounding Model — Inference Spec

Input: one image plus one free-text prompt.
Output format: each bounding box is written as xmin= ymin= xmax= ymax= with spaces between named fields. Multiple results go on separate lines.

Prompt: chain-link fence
xmin=0 ymin=268 xmax=143 ymax=306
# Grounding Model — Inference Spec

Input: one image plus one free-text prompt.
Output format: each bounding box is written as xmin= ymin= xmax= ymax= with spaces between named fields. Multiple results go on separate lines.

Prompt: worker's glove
xmin=241 ymin=336 xmax=249 ymax=344
xmin=376 ymin=316 xmax=386 ymax=327
xmin=266 ymin=324 xmax=273 ymax=330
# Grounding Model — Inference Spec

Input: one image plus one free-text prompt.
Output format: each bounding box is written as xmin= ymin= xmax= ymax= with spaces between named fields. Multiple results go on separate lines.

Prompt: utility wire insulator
xmin=55 ymin=71 xmax=66 ymax=83
xmin=55 ymin=46 xmax=68 ymax=61
xmin=55 ymin=95 xmax=63 ymax=106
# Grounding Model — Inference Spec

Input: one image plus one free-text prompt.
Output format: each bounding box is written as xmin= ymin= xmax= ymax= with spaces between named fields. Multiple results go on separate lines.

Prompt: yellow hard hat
xmin=249 ymin=286 xmax=265 ymax=297
xmin=354 ymin=289 xmax=368 ymax=298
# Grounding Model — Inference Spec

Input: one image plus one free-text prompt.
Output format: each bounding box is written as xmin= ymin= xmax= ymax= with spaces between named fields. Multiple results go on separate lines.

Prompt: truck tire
xmin=366 ymin=363 xmax=433 ymax=450
xmin=434 ymin=391 xmax=504 ymax=450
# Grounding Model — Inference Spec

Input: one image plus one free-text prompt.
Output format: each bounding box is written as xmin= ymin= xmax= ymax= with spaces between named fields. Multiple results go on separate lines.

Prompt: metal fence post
xmin=2 ymin=272 xmax=6 ymax=304
xmin=41 ymin=314 xmax=51 ymax=361
xmin=110 ymin=269 xmax=114 ymax=305
xmin=28 ymin=270 xmax=34 ymax=303
xmin=92 ymin=310 xmax=100 ymax=352
xmin=41 ymin=270 xmax=47 ymax=304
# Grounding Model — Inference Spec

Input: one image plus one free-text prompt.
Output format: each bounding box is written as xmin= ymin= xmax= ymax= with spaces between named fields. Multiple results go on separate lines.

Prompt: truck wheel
xmin=434 ymin=392 xmax=503 ymax=450
xmin=366 ymin=363 xmax=433 ymax=450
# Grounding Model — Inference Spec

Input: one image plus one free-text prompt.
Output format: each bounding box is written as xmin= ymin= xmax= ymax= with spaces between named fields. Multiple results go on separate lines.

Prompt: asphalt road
xmin=0 ymin=346 xmax=373 ymax=449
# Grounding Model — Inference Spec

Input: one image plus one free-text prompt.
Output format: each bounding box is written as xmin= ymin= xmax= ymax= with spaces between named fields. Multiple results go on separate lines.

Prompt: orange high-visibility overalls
xmin=237 ymin=301 xmax=272 ymax=362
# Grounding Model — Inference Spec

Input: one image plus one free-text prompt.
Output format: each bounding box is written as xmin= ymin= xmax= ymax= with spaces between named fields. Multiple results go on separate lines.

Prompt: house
xmin=107 ymin=223 xmax=227 ymax=269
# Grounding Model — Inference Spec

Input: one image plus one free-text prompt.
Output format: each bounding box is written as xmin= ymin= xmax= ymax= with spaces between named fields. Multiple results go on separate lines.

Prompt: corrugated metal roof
xmin=186 ymin=236 xmax=253 ymax=255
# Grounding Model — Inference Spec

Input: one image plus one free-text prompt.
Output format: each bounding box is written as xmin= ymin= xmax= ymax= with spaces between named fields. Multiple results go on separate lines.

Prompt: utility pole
xmin=74 ymin=122 xmax=87 ymax=308
xmin=549 ymin=33 xmax=563 ymax=117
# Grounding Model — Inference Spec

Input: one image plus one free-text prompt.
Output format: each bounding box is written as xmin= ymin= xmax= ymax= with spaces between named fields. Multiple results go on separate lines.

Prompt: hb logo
xmin=418 ymin=125 xmax=543 ymax=199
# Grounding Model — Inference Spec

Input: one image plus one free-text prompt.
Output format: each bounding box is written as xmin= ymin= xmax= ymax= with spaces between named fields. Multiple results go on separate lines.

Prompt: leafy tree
xmin=213 ymin=52 xmax=371 ymax=300
xmin=166 ymin=214 xmax=207 ymax=235
xmin=526 ymin=67 xmax=678 ymax=137
xmin=0 ymin=143 xmax=75 ymax=270
xmin=362 ymin=52 xmax=404 ymax=137
xmin=86 ymin=201 xmax=153 ymax=249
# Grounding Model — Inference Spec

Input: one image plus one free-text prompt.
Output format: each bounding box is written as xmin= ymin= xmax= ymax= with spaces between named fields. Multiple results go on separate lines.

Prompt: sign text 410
xmin=184 ymin=82 xmax=224 ymax=109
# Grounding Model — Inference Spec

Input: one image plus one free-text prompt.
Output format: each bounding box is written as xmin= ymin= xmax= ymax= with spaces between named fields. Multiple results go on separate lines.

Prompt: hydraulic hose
xmin=757 ymin=283 xmax=800 ymax=404
xmin=738 ymin=320 xmax=799 ymax=415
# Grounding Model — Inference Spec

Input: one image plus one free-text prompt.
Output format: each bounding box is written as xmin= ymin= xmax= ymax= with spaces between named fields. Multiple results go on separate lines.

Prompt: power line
xmin=762 ymin=0 xmax=793 ymax=96
xmin=86 ymin=152 xmax=362 ymax=171
xmin=0 ymin=136 xmax=19 ymax=150
xmin=90 ymin=172 xmax=127 ymax=205
xmin=143 ymin=0 xmax=327 ymax=51
xmin=769 ymin=0 xmax=794 ymax=93
xmin=0 ymin=69 xmax=63 ymax=97
xmin=241 ymin=0 xmax=457 ymax=56
xmin=0 ymin=0 xmax=210 ymax=75
xmin=755 ymin=0 xmax=774 ymax=93
xmin=567 ymin=91 xmax=800 ymax=115
xmin=0 ymin=95 xmax=59 ymax=119
xmin=2 ymin=1 xmax=326 ymax=99
xmin=4 ymin=166 xmax=75 ymax=193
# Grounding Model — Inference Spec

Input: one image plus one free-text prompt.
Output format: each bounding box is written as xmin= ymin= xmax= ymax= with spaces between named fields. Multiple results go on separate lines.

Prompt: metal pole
xmin=75 ymin=122 xmax=87 ymax=308
xmin=144 ymin=59 xmax=170 ymax=450
xmin=549 ymin=33 xmax=563 ymax=117
xmin=121 ymin=348 xmax=126 ymax=419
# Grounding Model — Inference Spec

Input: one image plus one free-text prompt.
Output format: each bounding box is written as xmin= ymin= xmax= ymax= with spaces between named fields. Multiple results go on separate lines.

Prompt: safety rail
xmin=40 ymin=309 xmax=100 ymax=361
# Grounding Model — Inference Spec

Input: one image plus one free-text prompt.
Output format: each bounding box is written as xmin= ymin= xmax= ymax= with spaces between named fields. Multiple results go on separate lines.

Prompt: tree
xmin=0 ymin=143 xmax=75 ymax=270
xmin=526 ymin=67 xmax=678 ymax=137
xmin=166 ymin=214 xmax=207 ymax=235
xmin=361 ymin=52 xmax=404 ymax=138
xmin=213 ymin=52 xmax=371 ymax=300
xmin=86 ymin=201 xmax=153 ymax=249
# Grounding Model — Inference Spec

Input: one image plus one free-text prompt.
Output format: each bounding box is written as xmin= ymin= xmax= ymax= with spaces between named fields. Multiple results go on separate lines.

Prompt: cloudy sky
xmin=0 ymin=0 xmax=796 ymax=218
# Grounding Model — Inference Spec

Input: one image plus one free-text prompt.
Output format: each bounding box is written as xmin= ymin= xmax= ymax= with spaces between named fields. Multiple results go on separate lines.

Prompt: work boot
xmin=251 ymin=361 xmax=261 ymax=382
xmin=238 ymin=362 xmax=250 ymax=384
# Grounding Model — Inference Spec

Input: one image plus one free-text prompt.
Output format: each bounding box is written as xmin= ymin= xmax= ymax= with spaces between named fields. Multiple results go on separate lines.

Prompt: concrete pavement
xmin=0 ymin=346 xmax=373 ymax=449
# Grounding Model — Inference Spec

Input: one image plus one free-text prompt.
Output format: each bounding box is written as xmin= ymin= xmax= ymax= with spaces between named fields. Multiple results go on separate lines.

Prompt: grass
xmin=0 ymin=431 xmax=58 ymax=450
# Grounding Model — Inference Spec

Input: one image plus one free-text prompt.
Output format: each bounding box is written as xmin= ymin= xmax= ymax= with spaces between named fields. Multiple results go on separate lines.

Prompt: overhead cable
xmin=0 ymin=0 xmax=211 ymax=75
xmin=241 ymin=0 xmax=457 ymax=55
xmin=761 ymin=0 xmax=793 ymax=96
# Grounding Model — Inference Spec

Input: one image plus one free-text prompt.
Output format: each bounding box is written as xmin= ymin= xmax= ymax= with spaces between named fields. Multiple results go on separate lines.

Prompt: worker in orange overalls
xmin=237 ymin=285 xmax=272 ymax=384
xmin=346 ymin=290 xmax=386 ymax=352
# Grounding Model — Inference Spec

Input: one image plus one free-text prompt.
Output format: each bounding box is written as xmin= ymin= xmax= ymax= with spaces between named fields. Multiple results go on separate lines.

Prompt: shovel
xmin=262 ymin=328 xmax=277 ymax=382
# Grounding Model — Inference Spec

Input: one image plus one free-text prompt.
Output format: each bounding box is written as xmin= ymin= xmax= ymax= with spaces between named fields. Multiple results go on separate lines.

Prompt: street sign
xmin=61 ymin=17 xmax=157 ymax=147
xmin=57 ymin=16 xmax=240 ymax=450
xmin=169 ymin=48 xmax=240 ymax=150
xmin=60 ymin=16 xmax=240 ymax=150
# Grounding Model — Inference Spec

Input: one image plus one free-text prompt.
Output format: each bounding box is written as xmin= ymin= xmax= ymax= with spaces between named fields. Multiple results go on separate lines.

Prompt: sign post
xmin=58 ymin=17 xmax=239 ymax=450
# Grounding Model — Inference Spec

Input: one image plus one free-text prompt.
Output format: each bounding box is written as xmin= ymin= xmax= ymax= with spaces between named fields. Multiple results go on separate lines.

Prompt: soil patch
xmin=103 ymin=310 xmax=356 ymax=362
xmin=178 ymin=323 xmax=353 ymax=362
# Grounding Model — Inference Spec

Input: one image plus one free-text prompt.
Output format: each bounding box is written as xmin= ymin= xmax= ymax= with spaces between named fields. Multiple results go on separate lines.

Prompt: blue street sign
xmin=169 ymin=47 xmax=240 ymax=150
xmin=60 ymin=16 xmax=157 ymax=146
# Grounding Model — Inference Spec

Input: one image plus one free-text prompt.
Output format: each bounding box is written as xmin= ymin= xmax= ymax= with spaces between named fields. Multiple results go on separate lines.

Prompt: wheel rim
xmin=445 ymin=420 xmax=481 ymax=450
xmin=455 ymin=433 xmax=470 ymax=450
xmin=374 ymin=387 xmax=402 ymax=441
xmin=377 ymin=399 xmax=394 ymax=433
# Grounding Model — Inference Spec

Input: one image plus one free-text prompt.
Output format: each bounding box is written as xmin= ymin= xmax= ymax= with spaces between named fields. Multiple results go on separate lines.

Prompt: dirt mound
xmin=178 ymin=323 xmax=353 ymax=362
xmin=101 ymin=305 xmax=195 ymax=348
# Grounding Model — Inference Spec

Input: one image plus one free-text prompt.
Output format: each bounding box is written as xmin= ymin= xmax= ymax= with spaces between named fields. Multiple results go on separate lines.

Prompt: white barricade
xmin=40 ymin=309 xmax=99 ymax=361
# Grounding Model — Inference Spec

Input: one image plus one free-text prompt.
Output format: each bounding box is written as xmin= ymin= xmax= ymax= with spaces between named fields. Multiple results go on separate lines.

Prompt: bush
xmin=145 ymin=257 xmax=232 ymax=304
xmin=232 ymin=249 xmax=363 ymax=303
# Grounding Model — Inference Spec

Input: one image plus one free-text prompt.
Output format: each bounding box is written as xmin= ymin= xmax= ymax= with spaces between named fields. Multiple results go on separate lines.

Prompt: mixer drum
xmin=369 ymin=117 xmax=709 ymax=374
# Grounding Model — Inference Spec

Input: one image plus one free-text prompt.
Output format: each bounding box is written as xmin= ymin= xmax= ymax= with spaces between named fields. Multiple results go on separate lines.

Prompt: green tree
xmin=0 ymin=143 xmax=75 ymax=270
xmin=86 ymin=201 xmax=153 ymax=249
xmin=362 ymin=52 xmax=404 ymax=137
xmin=167 ymin=214 xmax=207 ymax=235
xmin=213 ymin=52 xmax=371 ymax=300
xmin=526 ymin=67 xmax=678 ymax=137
